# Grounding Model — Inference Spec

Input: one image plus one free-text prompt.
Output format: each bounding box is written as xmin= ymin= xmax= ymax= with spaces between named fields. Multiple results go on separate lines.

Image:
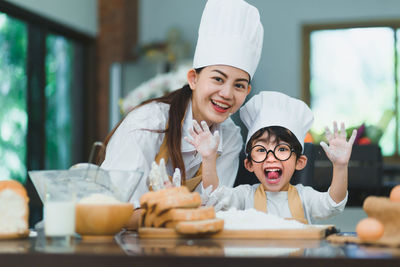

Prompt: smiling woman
xmin=99 ymin=0 xmax=263 ymax=230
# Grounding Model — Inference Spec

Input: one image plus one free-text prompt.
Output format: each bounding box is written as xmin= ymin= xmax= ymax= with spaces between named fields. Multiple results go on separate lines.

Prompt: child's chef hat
xmin=240 ymin=91 xmax=314 ymax=151
xmin=193 ymin=0 xmax=263 ymax=79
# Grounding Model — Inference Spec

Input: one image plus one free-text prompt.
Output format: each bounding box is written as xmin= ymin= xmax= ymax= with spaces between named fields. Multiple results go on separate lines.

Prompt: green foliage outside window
xmin=45 ymin=35 xmax=74 ymax=170
xmin=309 ymin=27 xmax=399 ymax=157
xmin=0 ymin=13 xmax=27 ymax=183
xmin=0 ymin=12 xmax=76 ymax=182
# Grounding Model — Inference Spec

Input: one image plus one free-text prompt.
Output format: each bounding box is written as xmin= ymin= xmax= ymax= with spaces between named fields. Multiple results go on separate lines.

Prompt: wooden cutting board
xmin=139 ymin=225 xmax=335 ymax=240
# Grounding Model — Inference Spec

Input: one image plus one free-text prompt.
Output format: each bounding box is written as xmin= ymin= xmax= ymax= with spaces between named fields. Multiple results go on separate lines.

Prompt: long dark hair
xmin=98 ymin=69 xmax=203 ymax=182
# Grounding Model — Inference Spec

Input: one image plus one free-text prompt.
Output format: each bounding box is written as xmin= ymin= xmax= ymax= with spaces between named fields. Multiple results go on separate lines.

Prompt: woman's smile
xmin=211 ymin=99 xmax=231 ymax=113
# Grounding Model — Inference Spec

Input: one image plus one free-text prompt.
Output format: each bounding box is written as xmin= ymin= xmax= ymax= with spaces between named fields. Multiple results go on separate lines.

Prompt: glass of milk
xmin=43 ymin=178 xmax=76 ymax=240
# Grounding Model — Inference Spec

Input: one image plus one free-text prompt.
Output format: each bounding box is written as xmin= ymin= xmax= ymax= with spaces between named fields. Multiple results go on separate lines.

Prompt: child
xmin=185 ymin=91 xmax=357 ymax=224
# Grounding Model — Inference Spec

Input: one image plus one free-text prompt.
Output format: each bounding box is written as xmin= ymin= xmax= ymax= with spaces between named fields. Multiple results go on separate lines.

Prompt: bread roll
xmin=0 ymin=180 xmax=29 ymax=235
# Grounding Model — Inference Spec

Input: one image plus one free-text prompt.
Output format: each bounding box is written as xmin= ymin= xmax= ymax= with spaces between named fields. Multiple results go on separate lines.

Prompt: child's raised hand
xmin=184 ymin=120 xmax=220 ymax=159
xmin=320 ymin=121 xmax=357 ymax=166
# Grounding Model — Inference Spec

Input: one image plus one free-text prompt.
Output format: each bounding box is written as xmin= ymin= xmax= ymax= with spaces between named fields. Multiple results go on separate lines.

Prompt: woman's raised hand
xmin=184 ymin=120 xmax=220 ymax=159
xmin=320 ymin=121 xmax=357 ymax=166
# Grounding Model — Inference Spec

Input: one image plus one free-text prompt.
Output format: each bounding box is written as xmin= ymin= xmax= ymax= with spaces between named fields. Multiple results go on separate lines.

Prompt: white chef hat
xmin=240 ymin=91 xmax=314 ymax=152
xmin=193 ymin=0 xmax=263 ymax=79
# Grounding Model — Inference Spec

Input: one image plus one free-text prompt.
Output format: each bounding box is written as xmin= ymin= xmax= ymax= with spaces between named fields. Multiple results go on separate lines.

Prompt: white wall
xmin=4 ymin=0 xmax=97 ymax=36
xmin=139 ymin=0 xmax=400 ymax=98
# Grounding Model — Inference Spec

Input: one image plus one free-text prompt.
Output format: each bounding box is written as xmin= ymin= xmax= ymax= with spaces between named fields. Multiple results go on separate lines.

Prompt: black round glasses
xmin=250 ymin=143 xmax=295 ymax=163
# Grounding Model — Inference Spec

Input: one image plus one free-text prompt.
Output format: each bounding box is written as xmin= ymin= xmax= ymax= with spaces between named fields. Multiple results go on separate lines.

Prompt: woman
xmin=100 ymin=0 xmax=263 ymax=229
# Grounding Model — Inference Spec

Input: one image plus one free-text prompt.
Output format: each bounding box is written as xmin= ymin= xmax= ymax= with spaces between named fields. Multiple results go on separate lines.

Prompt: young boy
xmin=185 ymin=91 xmax=357 ymax=224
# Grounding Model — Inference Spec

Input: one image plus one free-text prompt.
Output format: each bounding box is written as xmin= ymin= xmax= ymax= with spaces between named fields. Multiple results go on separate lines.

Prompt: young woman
xmin=100 ymin=0 xmax=263 ymax=229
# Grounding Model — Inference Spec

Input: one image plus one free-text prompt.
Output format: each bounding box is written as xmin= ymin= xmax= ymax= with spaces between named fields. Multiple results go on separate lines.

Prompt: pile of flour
xmin=216 ymin=208 xmax=307 ymax=230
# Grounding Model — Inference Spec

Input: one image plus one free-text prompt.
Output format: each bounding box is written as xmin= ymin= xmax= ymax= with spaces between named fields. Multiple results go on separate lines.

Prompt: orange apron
xmin=254 ymin=184 xmax=308 ymax=224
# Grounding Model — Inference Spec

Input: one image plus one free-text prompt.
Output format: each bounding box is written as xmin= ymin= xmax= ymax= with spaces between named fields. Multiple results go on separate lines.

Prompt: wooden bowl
xmin=75 ymin=203 xmax=133 ymax=236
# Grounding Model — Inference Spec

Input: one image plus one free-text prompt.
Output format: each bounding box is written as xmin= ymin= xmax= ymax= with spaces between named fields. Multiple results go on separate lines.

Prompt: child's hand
xmin=184 ymin=120 xmax=220 ymax=159
xmin=320 ymin=121 xmax=357 ymax=166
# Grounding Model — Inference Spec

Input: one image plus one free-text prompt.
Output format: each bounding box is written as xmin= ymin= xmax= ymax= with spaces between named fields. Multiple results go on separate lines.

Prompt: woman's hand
xmin=184 ymin=120 xmax=220 ymax=159
xmin=320 ymin=121 xmax=357 ymax=167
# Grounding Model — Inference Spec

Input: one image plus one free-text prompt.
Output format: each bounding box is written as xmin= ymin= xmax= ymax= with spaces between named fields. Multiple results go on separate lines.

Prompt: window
xmin=0 ymin=14 xmax=27 ymax=183
xmin=303 ymin=22 xmax=400 ymax=161
xmin=0 ymin=2 xmax=94 ymax=226
xmin=45 ymin=35 xmax=74 ymax=170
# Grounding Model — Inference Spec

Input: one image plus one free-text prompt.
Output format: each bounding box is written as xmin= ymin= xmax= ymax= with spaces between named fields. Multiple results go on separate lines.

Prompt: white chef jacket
xmin=101 ymin=101 xmax=243 ymax=208
xmin=204 ymin=183 xmax=347 ymax=224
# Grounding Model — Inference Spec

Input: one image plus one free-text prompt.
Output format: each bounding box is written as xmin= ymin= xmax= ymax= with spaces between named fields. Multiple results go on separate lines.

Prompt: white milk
xmin=44 ymin=202 xmax=76 ymax=236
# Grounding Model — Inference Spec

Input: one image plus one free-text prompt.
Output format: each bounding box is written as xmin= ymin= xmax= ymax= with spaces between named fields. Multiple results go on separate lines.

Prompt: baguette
xmin=153 ymin=206 xmax=215 ymax=228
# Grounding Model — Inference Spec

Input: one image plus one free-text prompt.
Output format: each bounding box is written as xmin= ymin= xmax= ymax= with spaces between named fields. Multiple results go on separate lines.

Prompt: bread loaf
xmin=154 ymin=192 xmax=201 ymax=214
xmin=153 ymin=206 xmax=215 ymax=228
xmin=138 ymin=186 xmax=224 ymax=236
xmin=0 ymin=180 xmax=29 ymax=235
xmin=142 ymin=191 xmax=204 ymax=227
xmin=140 ymin=186 xmax=189 ymax=209
xmin=175 ymin=218 xmax=224 ymax=234
xmin=138 ymin=208 xmax=146 ymax=227
xmin=144 ymin=209 xmax=158 ymax=227
xmin=164 ymin=221 xmax=179 ymax=229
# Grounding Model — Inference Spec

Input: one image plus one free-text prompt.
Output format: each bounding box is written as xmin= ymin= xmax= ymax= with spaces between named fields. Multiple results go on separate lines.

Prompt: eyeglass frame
xmin=249 ymin=143 xmax=296 ymax=163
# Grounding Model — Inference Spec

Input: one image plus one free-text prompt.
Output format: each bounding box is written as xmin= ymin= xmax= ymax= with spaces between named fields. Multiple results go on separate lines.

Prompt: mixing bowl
xmin=29 ymin=165 xmax=143 ymax=237
xmin=75 ymin=203 xmax=133 ymax=236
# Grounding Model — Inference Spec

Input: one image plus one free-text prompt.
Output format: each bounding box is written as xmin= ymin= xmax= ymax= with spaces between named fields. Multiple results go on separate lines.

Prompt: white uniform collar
xmin=181 ymin=100 xmax=223 ymax=153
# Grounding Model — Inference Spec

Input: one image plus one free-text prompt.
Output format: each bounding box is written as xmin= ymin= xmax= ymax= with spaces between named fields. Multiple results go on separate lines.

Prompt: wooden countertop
xmin=0 ymin=230 xmax=399 ymax=267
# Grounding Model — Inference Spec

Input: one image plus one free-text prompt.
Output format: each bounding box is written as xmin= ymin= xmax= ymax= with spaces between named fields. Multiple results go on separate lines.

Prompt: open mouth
xmin=264 ymin=168 xmax=282 ymax=184
xmin=211 ymin=99 xmax=231 ymax=113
